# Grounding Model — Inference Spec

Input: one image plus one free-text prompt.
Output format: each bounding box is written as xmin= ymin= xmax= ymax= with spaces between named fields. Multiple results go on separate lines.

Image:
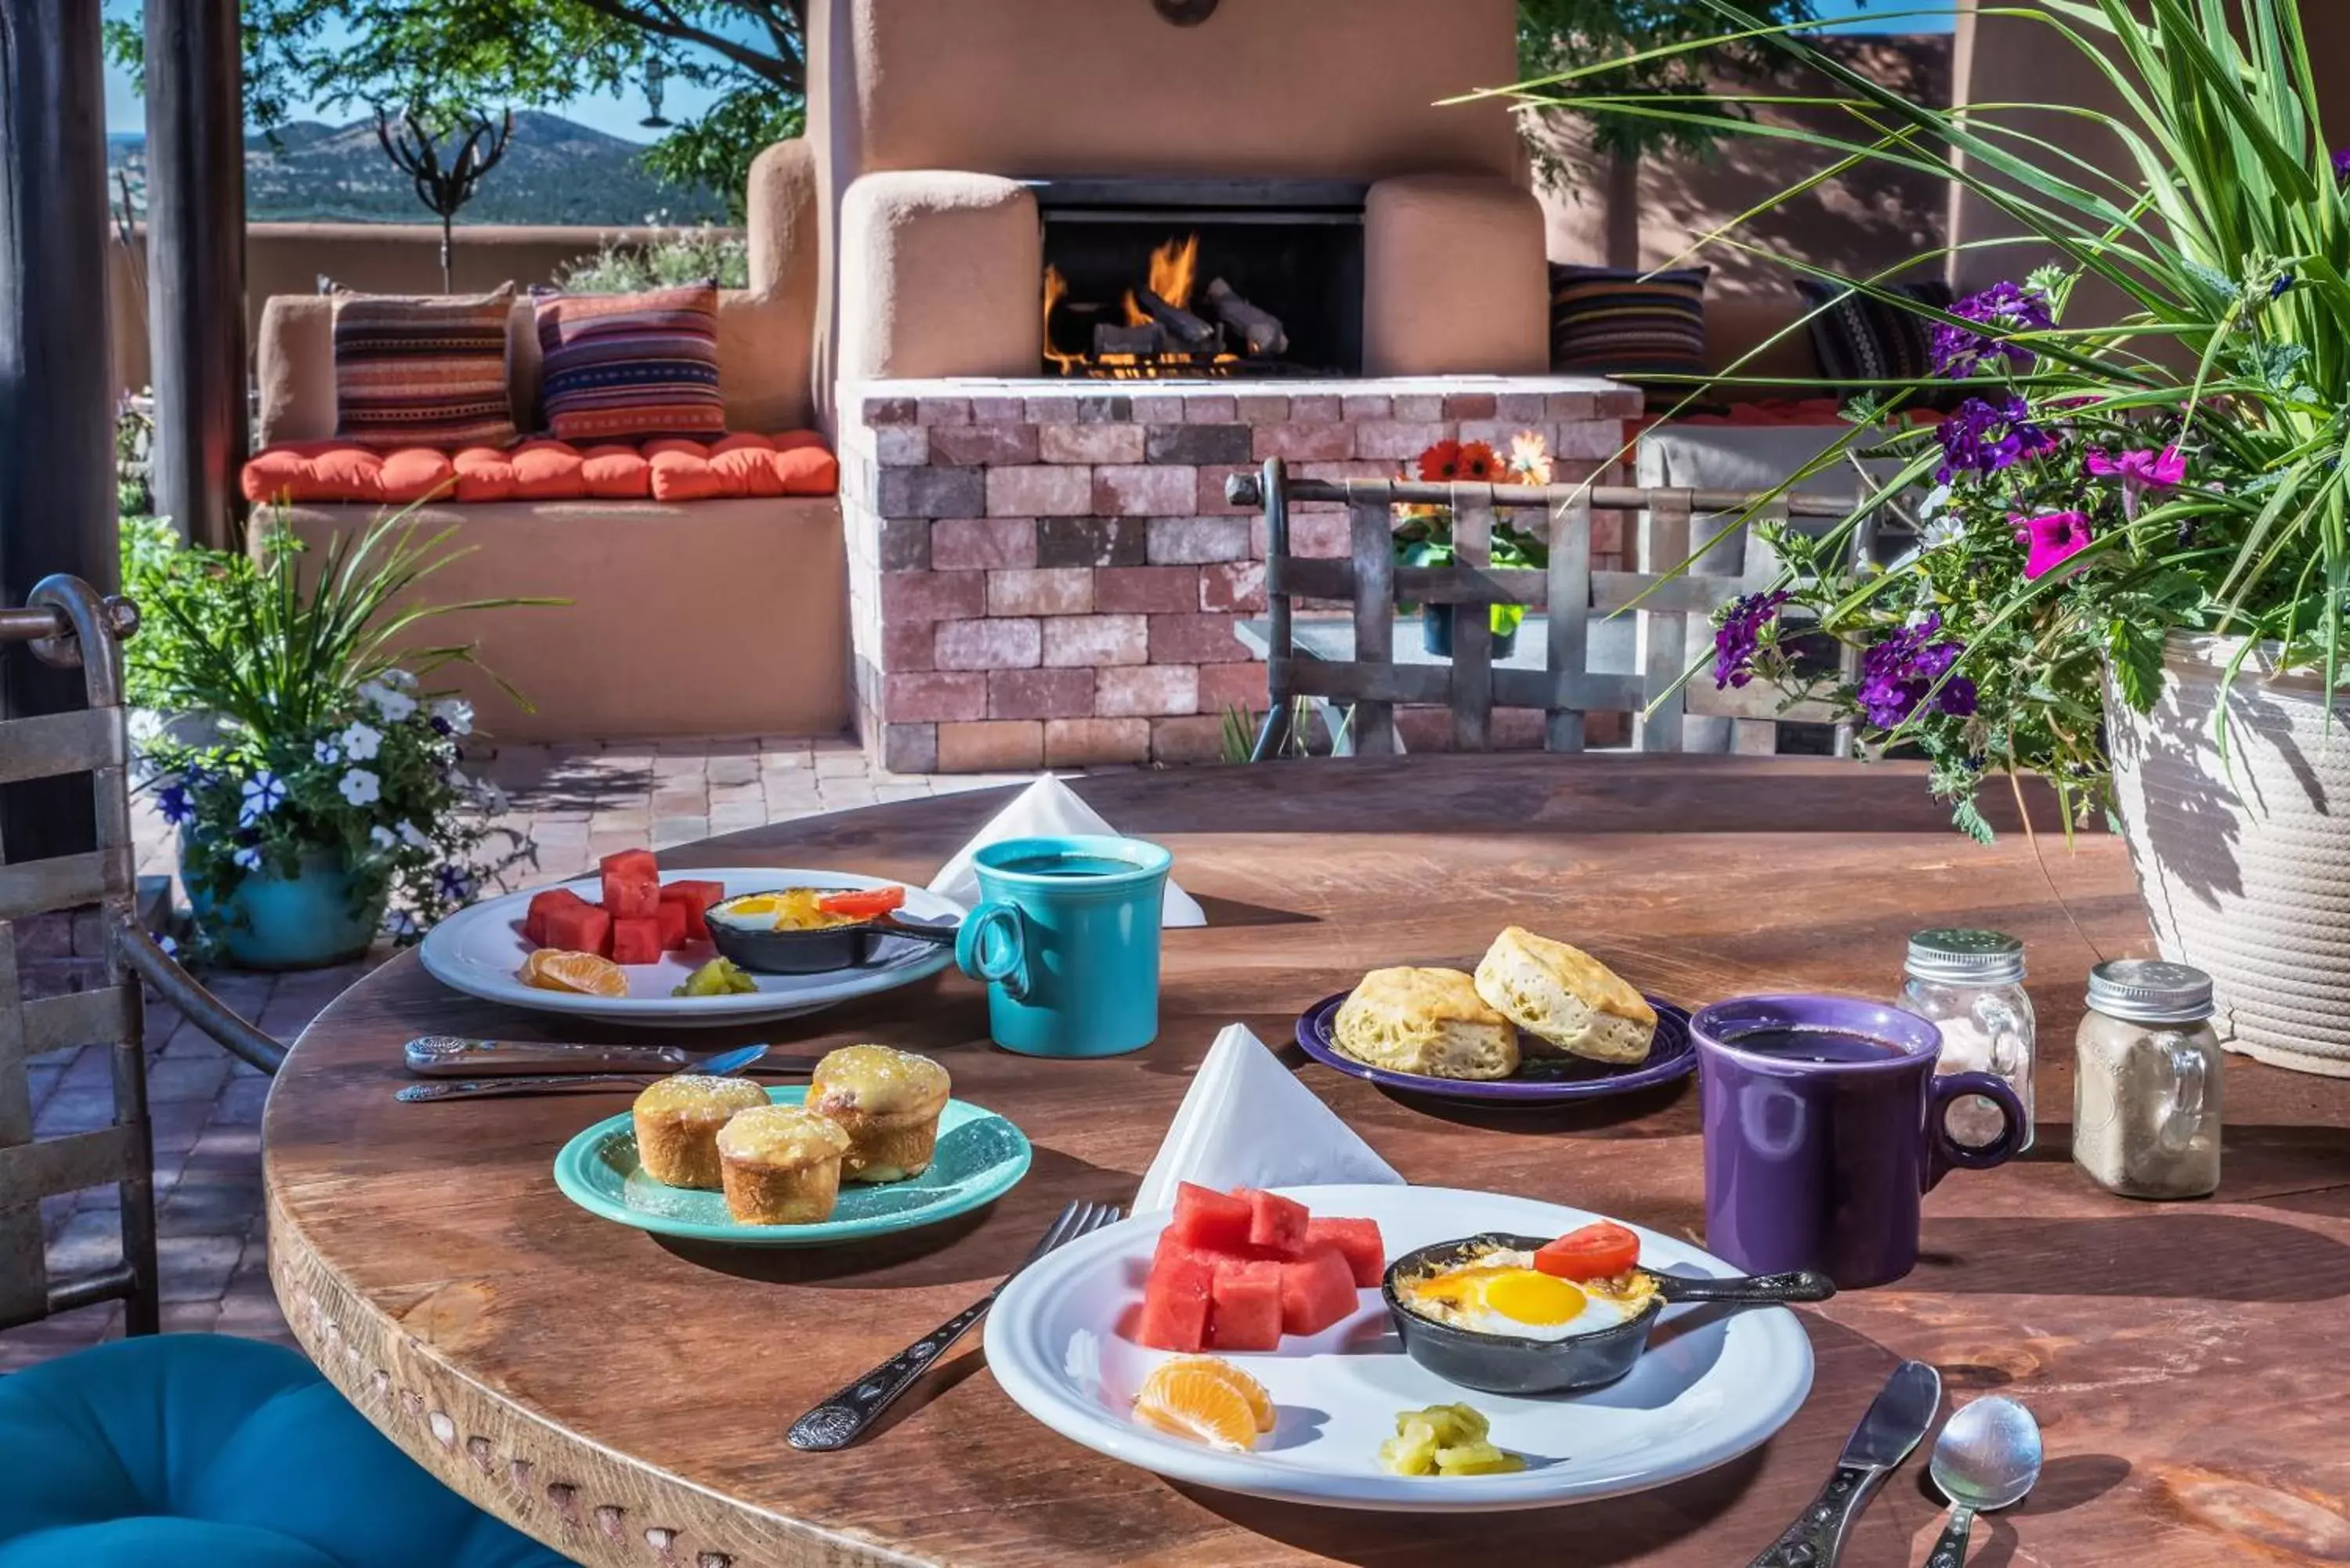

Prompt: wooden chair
xmin=1228 ymin=459 xmax=1865 ymax=760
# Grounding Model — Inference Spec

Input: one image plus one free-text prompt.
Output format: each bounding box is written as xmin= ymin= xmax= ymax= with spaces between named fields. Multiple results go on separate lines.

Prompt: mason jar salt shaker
xmin=1900 ymin=928 xmax=2036 ymax=1151
xmin=2073 ymin=959 xmax=2222 ymax=1199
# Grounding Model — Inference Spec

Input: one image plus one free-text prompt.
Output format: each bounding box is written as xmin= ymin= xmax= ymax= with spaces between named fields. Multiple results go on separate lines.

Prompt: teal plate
xmin=551 ymin=1086 xmax=1032 ymax=1247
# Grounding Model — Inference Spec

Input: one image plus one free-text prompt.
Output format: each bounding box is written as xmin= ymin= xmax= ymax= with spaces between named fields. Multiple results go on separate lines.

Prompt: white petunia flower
xmin=430 ymin=696 xmax=474 ymax=736
xmin=378 ymin=668 xmax=418 ymax=690
xmin=313 ymin=739 xmax=341 ymax=765
xmin=338 ymin=768 xmax=381 ymax=806
xmin=232 ymin=844 xmax=263 ymax=871
xmin=370 ymin=826 xmax=397 ymax=851
xmin=339 ymin=721 xmax=383 ymax=761
xmin=398 ymin=819 xmax=433 ymax=851
xmin=238 ymin=771 xmax=286 ymax=828
xmin=359 ymin=681 xmax=418 ymax=722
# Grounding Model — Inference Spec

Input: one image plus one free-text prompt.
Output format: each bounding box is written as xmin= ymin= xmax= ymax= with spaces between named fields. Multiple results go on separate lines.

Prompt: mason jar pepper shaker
xmin=1899 ymin=928 xmax=2036 ymax=1152
xmin=2073 ymin=959 xmax=2222 ymax=1200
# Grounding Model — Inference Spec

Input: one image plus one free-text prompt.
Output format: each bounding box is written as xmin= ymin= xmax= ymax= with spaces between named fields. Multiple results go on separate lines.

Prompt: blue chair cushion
xmin=0 ymin=1335 xmax=571 ymax=1568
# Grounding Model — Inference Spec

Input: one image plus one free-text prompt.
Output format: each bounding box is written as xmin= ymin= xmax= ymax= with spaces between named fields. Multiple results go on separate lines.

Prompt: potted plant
xmin=1520 ymin=0 xmax=2350 ymax=1073
xmin=1395 ymin=435 xmax=1557 ymax=658
xmin=127 ymin=511 xmax=551 ymax=967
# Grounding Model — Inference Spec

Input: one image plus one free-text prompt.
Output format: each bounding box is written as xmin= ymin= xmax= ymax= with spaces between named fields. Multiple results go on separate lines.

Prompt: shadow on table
xmin=1187 ymin=894 xmax=1320 ymax=927
xmin=1368 ymin=1078 xmax=1693 ymax=1139
xmin=653 ymin=1144 xmax=1134 ymax=1288
xmin=1905 ymin=1452 xmax=2131 ymax=1568
xmin=1914 ymin=1211 xmax=2350 ymax=1300
xmin=1173 ymin=1312 xmax=1932 ymax=1566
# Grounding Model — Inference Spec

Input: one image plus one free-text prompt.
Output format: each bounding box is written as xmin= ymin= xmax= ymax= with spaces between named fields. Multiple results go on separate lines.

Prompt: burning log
xmin=1205 ymin=277 xmax=1288 ymax=358
xmin=1134 ymin=286 xmax=1219 ymax=352
xmin=1094 ymin=321 xmax=1166 ymax=358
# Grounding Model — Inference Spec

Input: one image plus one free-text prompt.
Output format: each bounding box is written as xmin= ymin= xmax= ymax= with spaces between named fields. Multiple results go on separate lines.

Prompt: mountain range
xmin=107 ymin=110 xmax=726 ymax=226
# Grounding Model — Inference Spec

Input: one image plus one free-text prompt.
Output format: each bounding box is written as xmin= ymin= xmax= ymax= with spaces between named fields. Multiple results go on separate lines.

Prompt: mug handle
xmin=954 ymin=901 xmax=1030 ymax=1002
xmin=1925 ymin=1071 xmax=2027 ymax=1190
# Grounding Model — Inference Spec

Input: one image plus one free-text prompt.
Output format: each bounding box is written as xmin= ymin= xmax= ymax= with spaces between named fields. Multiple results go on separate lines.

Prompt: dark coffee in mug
xmin=992 ymin=854 xmax=1141 ymax=879
xmin=1724 ymin=1027 xmax=1909 ymax=1064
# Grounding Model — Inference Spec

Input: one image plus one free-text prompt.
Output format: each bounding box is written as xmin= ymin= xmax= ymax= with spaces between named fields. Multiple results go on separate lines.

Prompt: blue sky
xmin=103 ymin=0 xmax=1947 ymax=139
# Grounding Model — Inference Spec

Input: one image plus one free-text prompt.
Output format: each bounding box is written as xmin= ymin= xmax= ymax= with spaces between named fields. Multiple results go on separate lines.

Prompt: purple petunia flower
xmin=2013 ymin=510 xmax=2097 ymax=579
xmin=156 ymin=782 xmax=195 ymax=826
xmin=1713 ymin=589 xmax=1791 ymax=690
xmin=435 ymin=865 xmax=474 ymax=903
xmin=2334 ymin=146 xmax=2350 ymax=182
xmin=1935 ymin=394 xmax=2058 ymax=485
xmin=1856 ymin=613 xmax=1976 ymax=729
xmin=2084 ymin=444 xmax=2186 ymax=520
xmin=1932 ymin=281 xmax=2054 ymax=379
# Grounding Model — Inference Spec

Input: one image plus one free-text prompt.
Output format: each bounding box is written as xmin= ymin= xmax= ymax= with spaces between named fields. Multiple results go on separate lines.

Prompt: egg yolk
xmin=1417 ymin=1266 xmax=1588 ymax=1326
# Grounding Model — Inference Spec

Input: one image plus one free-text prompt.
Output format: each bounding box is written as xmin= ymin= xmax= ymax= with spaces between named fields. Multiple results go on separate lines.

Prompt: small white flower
xmin=338 ymin=768 xmax=381 ymax=805
xmin=431 ymin=696 xmax=474 ymax=736
xmin=232 ymin=844 xmax=263 ymax=871
xmin=398 ymin=819 xmax=433 ymax=851
xmin=313 ymin=739 xmax=341 ymax=765
xmin=339 ymin=721 xmax=383 ymax=761
xmin=370 ymin=826 xmax=398 ymax=851
xmin=359 ymin=681 xmax=418 ymax=722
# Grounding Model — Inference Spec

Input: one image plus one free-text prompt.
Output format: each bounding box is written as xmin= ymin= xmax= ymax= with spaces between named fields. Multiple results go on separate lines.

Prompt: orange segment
xmin=519 ymin=948 xmax=628 ymax=997
xmin=1133 ymin=1356 xmax=1274 ymax=1451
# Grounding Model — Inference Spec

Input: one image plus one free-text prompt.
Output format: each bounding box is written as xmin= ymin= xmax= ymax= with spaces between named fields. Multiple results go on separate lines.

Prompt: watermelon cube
xmin=1278 ymin=1247 xmax=1360 ymax=1338
xmin=524 ymin=887 xmax=586 ymax=947
xmin=1137 ymin=1248 xmax=1214 ymax=1352
xmin=662 ymin=879 xmax=724 ymax=941
xmin=599 ymin=848 xmax=661 ymax=919
xmin=1304 ymin=1216 xmax=1386 ymax=1288
xmin=609 ymin=915 xmax=663 ymax=966
xmin=1206 ymin=1259 xmax=1285 ymax=1352
xmin=654 ymin=898 xmax=689 ymax=952
xmin=540 ymin=901 xmax=610 ymax=958
xmin=1240 ymin=1187 xmax=1311 ymax=1259
xmin=1167 ymin=1183 xmax=1253 ymax=1253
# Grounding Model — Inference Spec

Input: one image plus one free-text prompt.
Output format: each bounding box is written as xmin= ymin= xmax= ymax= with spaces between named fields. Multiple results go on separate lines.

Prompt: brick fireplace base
xmin=837 ymin=377 xmax=1638 ymax=772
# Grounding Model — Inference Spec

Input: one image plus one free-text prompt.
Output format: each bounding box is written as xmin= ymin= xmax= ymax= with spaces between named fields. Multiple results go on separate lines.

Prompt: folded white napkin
xmin=928 ymin=774 xmax=1206 ymax=927
xmin=1133 ymin=1024 xmax=1405 ymax=1213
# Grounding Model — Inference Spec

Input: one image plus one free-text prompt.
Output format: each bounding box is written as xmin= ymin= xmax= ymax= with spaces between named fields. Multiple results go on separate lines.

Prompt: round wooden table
xmin=264 ymin=755 xmax=2350 ymax=1568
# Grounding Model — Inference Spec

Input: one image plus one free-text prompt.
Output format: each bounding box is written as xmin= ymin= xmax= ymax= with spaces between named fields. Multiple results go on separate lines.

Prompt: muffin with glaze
xmin=808 ymin=1045 xmax=951 ymax=1182
xmin=631 ymin=1073 xmax=770 ymax=1190
xmin=714 ymin=1104 xmax=852 ymax=1223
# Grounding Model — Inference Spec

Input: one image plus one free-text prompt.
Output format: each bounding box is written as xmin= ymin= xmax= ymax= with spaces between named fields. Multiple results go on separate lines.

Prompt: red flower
xmin=1457 ymin=441 xmax=1500 ymax=481
xmin=1416 ymin=440 xmax=1464 ymax=481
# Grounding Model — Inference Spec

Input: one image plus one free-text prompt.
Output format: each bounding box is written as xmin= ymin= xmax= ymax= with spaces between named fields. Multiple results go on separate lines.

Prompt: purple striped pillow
xmin=532 ymin=282 xmax=725 ymax=443
xmin=332 ymin=287 xmax=519 ymax=450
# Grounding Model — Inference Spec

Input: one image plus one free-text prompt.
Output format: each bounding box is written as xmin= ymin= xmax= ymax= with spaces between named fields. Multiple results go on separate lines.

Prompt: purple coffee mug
xmin=1693 ymin=994 xmax=2026 ymax=1289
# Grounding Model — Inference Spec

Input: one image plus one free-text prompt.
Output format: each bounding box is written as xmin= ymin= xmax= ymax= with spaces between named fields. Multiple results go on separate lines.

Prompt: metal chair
xmin=0 ymin=574 xmax=282 ymax=1340
xmin=1228 ymin=459 xmax=1867 ymax=760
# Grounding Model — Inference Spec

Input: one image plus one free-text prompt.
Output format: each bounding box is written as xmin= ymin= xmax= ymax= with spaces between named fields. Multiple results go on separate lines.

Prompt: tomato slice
xmin=817 ymin=886 xmax=906 ymax=919
xmin=1534 ymin=1222 xmax=1641 ymax=1281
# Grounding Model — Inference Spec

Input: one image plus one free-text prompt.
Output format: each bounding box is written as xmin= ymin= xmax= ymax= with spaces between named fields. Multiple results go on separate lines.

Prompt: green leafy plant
xmin=129 ymin=510 xmax=560 ymax=949
xmin=553 ymin=220 xmax=750 ymax=293
xmin=1507 ymin=0 xmax=2350 ymax=838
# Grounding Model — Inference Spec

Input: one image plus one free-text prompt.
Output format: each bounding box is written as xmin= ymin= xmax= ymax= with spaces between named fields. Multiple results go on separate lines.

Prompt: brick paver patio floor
xmin=2 ymin=735 xmax=1041 ymax=1371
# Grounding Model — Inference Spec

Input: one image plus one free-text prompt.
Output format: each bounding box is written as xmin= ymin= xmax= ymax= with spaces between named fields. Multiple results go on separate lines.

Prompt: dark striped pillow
xmin=532 ymin=282 xmax=725 ymax=443
xmin=332 ymin=287 xmax=519 ymax=450
xmin=1549 ymin=264 xmax=1709 ymax=383
xmin=1794 ymin=277 xmax=1955 ymax=404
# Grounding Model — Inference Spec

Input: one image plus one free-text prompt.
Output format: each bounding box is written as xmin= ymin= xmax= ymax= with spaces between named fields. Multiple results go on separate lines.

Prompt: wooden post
xmin=145 ymin=0 xmax=248 ymax=552
xmin=0 ymin=0 xmax=114 ymax=859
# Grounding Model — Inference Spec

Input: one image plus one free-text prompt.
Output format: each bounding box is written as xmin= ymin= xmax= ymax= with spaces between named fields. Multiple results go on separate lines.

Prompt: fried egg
xmin=1401 ymin=1248 xmax=1656 ymax=1341
xmin=707 ymin=889 xmax=862 ymax=932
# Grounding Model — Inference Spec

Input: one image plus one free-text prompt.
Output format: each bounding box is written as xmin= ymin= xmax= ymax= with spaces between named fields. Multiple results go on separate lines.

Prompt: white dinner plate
xmin=418 ymin=869 xmax=964 ymax=1027
xmin=983 ymin=1183 xmax=1814 ymax=1512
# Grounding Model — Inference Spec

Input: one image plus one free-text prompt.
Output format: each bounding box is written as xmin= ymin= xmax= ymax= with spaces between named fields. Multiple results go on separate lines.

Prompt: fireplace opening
xmin=1032 ymin=178 xmax=1365 ymax=379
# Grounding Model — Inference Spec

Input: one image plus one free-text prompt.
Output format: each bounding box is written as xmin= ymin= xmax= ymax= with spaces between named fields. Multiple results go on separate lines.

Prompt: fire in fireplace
xmin=1032 ymin=178 xmax=1365 ymax=379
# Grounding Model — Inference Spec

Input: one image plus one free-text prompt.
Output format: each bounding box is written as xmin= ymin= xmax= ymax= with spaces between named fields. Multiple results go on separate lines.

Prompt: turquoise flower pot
xmin=180 ymin=833 xmax=382 ymax=970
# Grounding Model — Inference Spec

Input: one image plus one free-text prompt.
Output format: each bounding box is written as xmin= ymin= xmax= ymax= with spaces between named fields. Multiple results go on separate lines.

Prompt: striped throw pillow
xmin=1795 ymin=277 xmax=1956 ymax=406
xmin=1549 ymin=265 xmax=1710 ymax=384
xmin=332 ymin=287 xmax=519 ymax=450
xmin=533 ymin=282 xmax=725 ymax=443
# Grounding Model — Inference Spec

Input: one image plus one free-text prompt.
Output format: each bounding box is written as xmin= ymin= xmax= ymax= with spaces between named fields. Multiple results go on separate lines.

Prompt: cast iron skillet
xmin=703 ymin=890 xmax=960 ymax=976
xmin=1381 ymin=1231 xmax=1835 ymax=1396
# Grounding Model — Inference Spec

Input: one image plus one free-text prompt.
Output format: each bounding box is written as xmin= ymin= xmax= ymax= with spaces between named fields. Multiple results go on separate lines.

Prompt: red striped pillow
xmin=332 ymin=287 xmax=519 ymax=450
xmin=532 ymin=282 xmax=725 ymax=444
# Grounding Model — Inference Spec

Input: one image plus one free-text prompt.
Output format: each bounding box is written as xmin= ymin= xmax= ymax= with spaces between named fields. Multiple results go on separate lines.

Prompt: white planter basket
xmin=2107 ymin=633 xmax=2350 ymax=1076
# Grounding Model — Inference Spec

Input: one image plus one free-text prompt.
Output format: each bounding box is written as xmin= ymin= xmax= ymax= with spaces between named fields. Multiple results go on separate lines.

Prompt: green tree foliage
xmin=103 ymin=0 xmax=805 ymax=219
xmin=1517 ymin=0 xmax=1832 ymax=159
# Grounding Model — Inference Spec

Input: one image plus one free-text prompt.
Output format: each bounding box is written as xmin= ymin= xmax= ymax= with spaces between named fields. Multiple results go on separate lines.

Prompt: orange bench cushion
xmin=242 ymin=433 xmax=837 ymax=507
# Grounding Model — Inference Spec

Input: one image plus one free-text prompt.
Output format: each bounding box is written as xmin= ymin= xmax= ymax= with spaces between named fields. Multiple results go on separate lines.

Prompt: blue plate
xmin=1295 ymin=992 xmax=1695 ymax=1106
xmin=552 ymin=1086 xmax=1031 ymax=1246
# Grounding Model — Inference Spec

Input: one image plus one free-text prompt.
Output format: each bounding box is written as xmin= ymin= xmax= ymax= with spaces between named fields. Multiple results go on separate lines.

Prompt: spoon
xmin=1924 ymin=1395 xmax=2042 ymax=1567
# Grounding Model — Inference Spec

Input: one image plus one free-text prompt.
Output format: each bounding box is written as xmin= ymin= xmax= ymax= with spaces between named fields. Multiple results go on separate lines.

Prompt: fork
xmin=786 ymin=1198 xmax=1125 ymax=1451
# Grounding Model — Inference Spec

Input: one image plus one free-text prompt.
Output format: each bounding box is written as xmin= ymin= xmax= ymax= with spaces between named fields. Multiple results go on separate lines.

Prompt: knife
xmin=1745 ymin=1360 xmax=1942 ymax=1568
xmin=403 ymin=1035 xmax=804 ymax=1077
xmin=396 ymin=1042 xmax=773 ymax=1101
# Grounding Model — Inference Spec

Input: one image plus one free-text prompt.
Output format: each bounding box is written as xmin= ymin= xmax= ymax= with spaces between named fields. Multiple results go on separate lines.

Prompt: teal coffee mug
xmin=953 ymin=834 xmax=1173 ymax=1057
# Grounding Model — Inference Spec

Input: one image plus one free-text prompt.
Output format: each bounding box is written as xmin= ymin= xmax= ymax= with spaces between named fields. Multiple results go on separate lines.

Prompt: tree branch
xmin=568 ymin=0 xmax=802 ymax=92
